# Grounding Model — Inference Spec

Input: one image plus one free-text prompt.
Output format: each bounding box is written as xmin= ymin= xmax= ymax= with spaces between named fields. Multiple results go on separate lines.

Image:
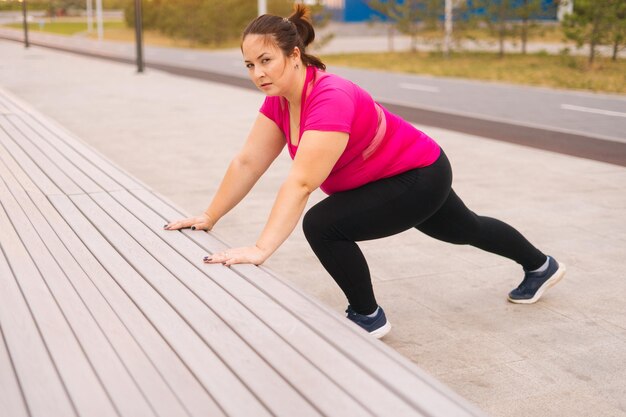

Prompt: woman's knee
xmin=303 ymin=196 xmax=354 ymax=245
xmin=302 ymin=205 xmax=327 ymax=243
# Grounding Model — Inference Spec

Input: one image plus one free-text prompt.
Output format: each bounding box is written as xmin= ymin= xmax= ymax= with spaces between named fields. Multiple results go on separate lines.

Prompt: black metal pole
xmin=22 ymin=0 xmax=30 ymax=48
xmin=134 ymin=0 xmax=144 ymax=73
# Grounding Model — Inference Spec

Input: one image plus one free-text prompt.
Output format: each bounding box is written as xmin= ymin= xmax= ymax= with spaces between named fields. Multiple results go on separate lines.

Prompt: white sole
xmin=370 ymin=320 xmax=392 ymax=339
xmin=508 ymin=263 xmax=566 ymax=304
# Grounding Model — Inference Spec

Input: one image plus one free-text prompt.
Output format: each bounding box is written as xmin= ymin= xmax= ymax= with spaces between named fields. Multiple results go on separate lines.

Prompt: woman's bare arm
xmin=165 ymin=113 xmax=285 ymax=230
xmin=206 ymin=129 xmax=349 ymax=265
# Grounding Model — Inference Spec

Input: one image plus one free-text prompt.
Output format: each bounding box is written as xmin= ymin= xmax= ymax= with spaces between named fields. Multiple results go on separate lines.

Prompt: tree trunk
xmin=499 ymin=22 xmax=505 ymax=58
xmin=613 ymin=38 xmax=619 ymax=61
xmin=589 ymin=8 xmax=601 ymax=65
xmin=521 ymin=18 xmax=528 ymax=54
xmin=589 ymin=39 xmax=596 ymax=64
xmin=388 ymin=25 xmax=395 ymax=53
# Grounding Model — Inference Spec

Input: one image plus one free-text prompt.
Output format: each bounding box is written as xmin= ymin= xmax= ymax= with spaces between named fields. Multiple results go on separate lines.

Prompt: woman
xmin=164 ymin=5 xmax=565 ymax=339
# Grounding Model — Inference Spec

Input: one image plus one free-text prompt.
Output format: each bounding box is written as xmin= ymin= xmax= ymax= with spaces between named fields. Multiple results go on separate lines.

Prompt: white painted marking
xmin=561 ymin=104 xmax=626 ymax=118
xmin=398 ymin=83 xmax=440 ymax=93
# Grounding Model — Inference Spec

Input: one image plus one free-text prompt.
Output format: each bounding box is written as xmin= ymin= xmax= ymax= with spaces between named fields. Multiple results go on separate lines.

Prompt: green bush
xmin=124 ymin=0 xmax=297 ymax=46
xmin=1 ymin=0 xmax=48 ymax=11
xmin=0 ymin=1 xmax=21 ymax=11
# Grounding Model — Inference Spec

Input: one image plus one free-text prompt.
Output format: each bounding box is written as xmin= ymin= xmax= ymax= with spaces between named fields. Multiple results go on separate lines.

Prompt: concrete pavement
xmin=1 ymin=40 xmax=626 ymax=417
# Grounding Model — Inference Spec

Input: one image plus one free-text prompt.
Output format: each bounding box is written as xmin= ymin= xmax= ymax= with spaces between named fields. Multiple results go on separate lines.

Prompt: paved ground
xmin=2 ymin=40 xmax=625 ymax=417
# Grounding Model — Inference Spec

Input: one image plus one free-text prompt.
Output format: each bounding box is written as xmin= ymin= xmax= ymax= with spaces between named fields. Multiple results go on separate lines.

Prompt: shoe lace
xmin=345 ymin=306 xmax=357 ymax=317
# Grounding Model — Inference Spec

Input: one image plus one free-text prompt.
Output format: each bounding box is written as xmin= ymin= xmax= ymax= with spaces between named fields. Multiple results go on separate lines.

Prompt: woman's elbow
xmin=284 ymin=177 xmax=318 ymax=196
xmin=231 ymin=154 xmax=262 ymax=176
xmin=231 ymin=154 xmax=250 ymax=169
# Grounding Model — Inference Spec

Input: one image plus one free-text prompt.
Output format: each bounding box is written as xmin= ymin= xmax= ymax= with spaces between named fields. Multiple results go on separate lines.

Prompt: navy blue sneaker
xmin=345 ymin=305 xmax=391 ymax=339
xmin=508 ymin=256 xmax=566 ymax=304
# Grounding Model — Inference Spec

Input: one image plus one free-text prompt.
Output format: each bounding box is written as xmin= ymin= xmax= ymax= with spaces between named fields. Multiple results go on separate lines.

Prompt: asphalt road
xmin=2 ymin=28 xmax=625 ymax=165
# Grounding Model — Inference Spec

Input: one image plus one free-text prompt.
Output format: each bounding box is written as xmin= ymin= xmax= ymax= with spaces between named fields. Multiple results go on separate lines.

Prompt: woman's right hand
xmin=163 ymin=213 xmax=215 ymax=231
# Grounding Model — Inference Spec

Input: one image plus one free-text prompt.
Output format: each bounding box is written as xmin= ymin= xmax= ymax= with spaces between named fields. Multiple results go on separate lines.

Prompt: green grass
xmin=5 ymin=20 xmax=126 ymax=35
xmin=321 ymin=51 xmax=626 ymax=94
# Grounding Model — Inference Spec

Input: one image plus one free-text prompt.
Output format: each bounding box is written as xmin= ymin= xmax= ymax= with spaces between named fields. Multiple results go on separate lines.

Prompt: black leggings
xmin=302 ymin=150 xmax=546 ymax=315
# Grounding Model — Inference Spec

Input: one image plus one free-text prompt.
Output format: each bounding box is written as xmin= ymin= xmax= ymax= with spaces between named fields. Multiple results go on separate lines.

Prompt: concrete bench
xmin=0 ymin=86 xmax=487 ymax=417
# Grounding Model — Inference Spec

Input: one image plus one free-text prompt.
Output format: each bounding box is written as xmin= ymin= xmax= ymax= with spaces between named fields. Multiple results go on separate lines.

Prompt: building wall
xmin=323 ymin=0 xmax=563 ymax=23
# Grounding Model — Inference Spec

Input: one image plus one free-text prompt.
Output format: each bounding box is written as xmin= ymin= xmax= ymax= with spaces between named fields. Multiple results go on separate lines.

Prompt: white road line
xmin=561 ymin=104 xmax=626 ymax=118
xmin=398 ymin=83 xmax=440 ymax=93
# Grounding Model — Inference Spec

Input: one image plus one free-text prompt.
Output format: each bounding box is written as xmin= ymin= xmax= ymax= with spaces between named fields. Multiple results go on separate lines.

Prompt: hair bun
xmin=289 ymin=4 xmax=315 ymax=47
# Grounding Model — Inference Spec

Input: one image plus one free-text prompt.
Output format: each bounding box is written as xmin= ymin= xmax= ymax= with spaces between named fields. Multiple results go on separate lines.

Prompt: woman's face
xmin=242 ymin=34 xmax=299 ymax=97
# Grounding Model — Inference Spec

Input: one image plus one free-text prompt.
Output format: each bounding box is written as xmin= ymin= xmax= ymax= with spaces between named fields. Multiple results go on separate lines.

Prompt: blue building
xmin=325 ymin=0 xmax=563 ymax=23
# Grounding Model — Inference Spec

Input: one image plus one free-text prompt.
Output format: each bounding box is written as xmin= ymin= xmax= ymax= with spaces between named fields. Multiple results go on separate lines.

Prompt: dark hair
xmin=242 ymin=4 xmax=326 ymax=71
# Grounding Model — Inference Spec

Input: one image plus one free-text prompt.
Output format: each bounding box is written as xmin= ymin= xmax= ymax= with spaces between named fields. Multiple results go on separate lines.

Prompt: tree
xmin=443 ymin=0 xmax=470 ymax=56
xmin=474 ymin=0 xmax=518 ymax=58
xmin=123 ymin=0 xmax=333 ymax=48
xmin=125 ymin=0 xmax=257 ymax=46
xmin=367 ymin=0 xmax=443 ymax=52
xmin=477 ymin=0 xmax=562 ymax=57
xmin=368 ymin=0 xmax=400 ymax=52
xmin=607 ymin=0 xmax=626 ymax=61
xmin=395 ymin=0 xmax=421 ymax=51
xmin=444 ymin=0 xmax=481 ymax=54
xmin=562 ymin=0 xmax=615 ymax=64
xmin=514 ymin=0 xmax=543 ymax=54
xmin=0 ymin=0 xmax=48 ymax=12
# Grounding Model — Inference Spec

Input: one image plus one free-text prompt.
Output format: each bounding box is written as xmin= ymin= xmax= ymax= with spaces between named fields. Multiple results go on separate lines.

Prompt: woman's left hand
xmin=203 ymin=246 xmax=269 ymax=266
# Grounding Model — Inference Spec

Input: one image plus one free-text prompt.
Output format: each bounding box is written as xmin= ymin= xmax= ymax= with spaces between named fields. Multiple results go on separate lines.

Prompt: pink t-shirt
xmin=259 ymin=65 xmax=441 ymax=194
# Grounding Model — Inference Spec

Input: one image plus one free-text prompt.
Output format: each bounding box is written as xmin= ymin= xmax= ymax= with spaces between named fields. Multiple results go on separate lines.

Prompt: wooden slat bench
xmin=0 ymin=86 xmax=487 ymax=417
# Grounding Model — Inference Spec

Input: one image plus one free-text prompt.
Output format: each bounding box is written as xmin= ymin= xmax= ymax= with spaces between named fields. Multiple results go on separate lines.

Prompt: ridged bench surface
xmin=0 ymin=87 xmax=486 ymax=417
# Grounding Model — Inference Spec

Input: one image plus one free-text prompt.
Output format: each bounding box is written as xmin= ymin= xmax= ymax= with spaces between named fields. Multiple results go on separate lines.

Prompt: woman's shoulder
xmin=309 ymin=70 xmax=359 ymax=103
xmin=314 ymin=70 xmax=353 ymax=90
